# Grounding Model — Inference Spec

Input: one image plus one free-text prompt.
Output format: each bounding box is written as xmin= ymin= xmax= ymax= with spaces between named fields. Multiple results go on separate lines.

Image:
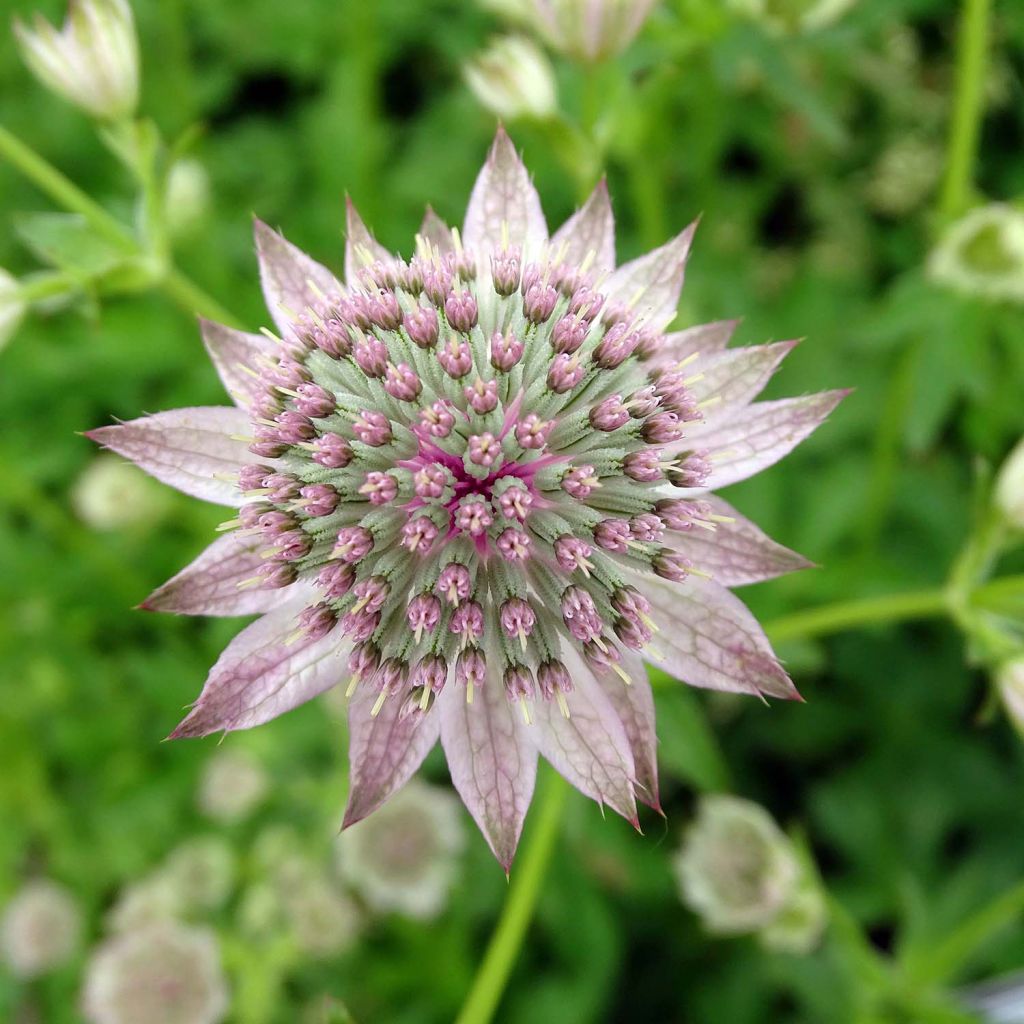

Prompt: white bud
xmin=282 ymin=875 xmax=361 ymax=959
xmin=464 ymin=36 xmax=557 ymax=122
xmin=196 ymin=749 xmax=268 ymax=824
xmin=0 ymin=269 xmax=27 ymax=351
xmin=727 ymin=0 xmax=857 ymax=34
xmin=83 ymin=923 xmax=228 ymax=1024
xmin=334 ymin=779 xmax=464 ymax=920
xmin=759 ymin=869 xmax=827 ymax=954
xmin=1 ymin=880 xmax=81 ymax=978
xmin=72 ymin=454 xmax=169 ymax=530
xmin=531 ymin=0 xmax=659 ymax=62
xmin=928 ymin=204 xmax=1024 ymax=304
xmin=997 ymin=658 xmax=1024 ymax=735
xmin=673 ymin=795 xmax=800 ymax=935
xmin=162 ymin=837 xmax=236 ymax=914
xmin=14 ymin=0 xmax=139 ymax=121
xmin=165 ymin=159 xmax=212 ymax=241
xmin=995 ymin=439 xmax=1024 ymax=530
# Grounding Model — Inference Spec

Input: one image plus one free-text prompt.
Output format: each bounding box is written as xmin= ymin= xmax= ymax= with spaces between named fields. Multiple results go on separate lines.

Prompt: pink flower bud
xmin=312 ymin=432 xmax=353 ymax=468
xmin=491 ymin=330 xmax=524 ymax=371
xmin=353 ymin=410 xmax=392 ymax=446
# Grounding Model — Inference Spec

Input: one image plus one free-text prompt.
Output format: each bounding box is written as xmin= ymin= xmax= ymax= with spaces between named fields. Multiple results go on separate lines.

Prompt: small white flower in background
xmin=335 ymin=779 xmax=464 ymax=920
xmin=13 ymin=0 xmax=139 ymax=122
xmin=728 ymin=0 xmax=857 ymax=34
xmin=282 ymin=875 xmax=361 ymax=959
xmin=533 ymin=0 xmax=659 ymax=61
xmin=107 ymin=875 xmax=179 ymax=933
xmin=996 ymin=659 xmax=1024 ymax=736
xmin=0 ymin=268 xmax=26 ymax=352
xmin=165 ymin=159 xmax=212 ymax=241
xmin=865 ymin=137 xmax=943 ymax=218
xmin=674 ymin=795 xmax=825 ymax=952
xmin=0 ymin=879 xmax=81 ymax=978
xmin=197 ymin=749 xmax=268 ymax=825
xmin=83 ymin=922 xmax=228 ymax=1024
xmin=995 ymin=438 xmax=1024 ymax=531
xmin=72 ymin=455 xmax=169 ymax=531
xmin=163 ymin=837 xmax=236 ymax=914
xmin=928 ymin=204 xmax=1024 ymax=304
xmin=464 ymin=35 xmax=557 ymax=122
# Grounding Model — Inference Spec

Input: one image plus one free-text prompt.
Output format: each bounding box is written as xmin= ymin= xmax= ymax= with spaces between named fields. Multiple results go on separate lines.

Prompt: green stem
xmin=13 ymin=270 xmax=81 ymax=303
xmin=764 ymin=589 xmax=951 ymax=644
xmin=939 ymin=0 xmax=990 ymax=221
xmin=455 ymin=770 xmax=568 ymax=1024
xmin=0 ymin=122 xmax=244 ymax=328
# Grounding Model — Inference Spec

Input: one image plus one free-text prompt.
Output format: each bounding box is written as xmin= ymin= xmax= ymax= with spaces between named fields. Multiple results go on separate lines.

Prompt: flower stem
xmin=764 ymin=589 xmax=950 ymax=644
xmin=0 ymin=122 xmax=244 ymax=328
xmin=454 ymin=769 xmax=569 ymax=1024
xmin=939 ymin=0 xmax=991 ymax=221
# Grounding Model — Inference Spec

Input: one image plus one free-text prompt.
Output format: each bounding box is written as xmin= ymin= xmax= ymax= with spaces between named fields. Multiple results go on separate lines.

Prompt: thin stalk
xmin=764 ymin=589 xmax=950 ymax=644
xmin=0 ymin=122 xmax=244 ymax=328
xmin=454 ymin=771 xmax=568 ymax=1024
xmin=939 ymin=0 xmax=991 ymax=220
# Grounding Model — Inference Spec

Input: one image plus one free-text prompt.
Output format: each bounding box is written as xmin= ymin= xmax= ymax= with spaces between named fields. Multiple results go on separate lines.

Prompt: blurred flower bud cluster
xmin=196 ymin=749 xmax=268 ymax=825
xmin=1 ymin=879 xmax=82 ymax=978
xmin=464 ymin=36 xmax=557 ymax=122
xmin=928 ymin=205 xmax=1024 ymax=304
xmin=727 ymin=0 xmax=858 ymax=35
xmin=72 ymin=454 xmax=171 ymax=531
xmin=0 ymin=269 xmax=26 ymax=350
xmin=673 ymin=796 xmax=826 ymax=954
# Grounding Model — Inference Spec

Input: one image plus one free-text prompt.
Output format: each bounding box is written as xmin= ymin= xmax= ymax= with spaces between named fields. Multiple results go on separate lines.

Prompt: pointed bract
xmin=344 ymin=198 xmax=393 ymax=286
xmin=200 ymin=319 xmax=279 ymax=410
xmin=652 ymin=319 xmax=741 ymax=368
xmin=343 ymin=687 xmax=441 ymax=828
xmin=642 ymin=576 xmax=800 ymax=701
xmin=688 ymin=341 xmax=799 ymax=428
xmin=438 ymin=659 xmax=538 ymax=870
xmin=86 ymin=407 xmax=251 ymax=507
xmin=550 ymin=178 xmax=616 ymax=276
xmin=463 ymin=127 xmax=547 ymax=263
xmin=689 ymin=391 xmax=849 ymax=491
xmin=604 ymin=221 xmax=697 ymax=332
xmin=533 ymin=655 xmax=639 ymax=824
xmin=142 ymin=532 xmax=296 ymax=616
xmin=418 ymin=206 xmax=455 ymax=254
xmin=171 ymin=598 xmax=348 ymax=737
xmin=253 ymin=219 xmax=342 ymax=335
xmin=667 ymin=497 xmax=813 ymax=588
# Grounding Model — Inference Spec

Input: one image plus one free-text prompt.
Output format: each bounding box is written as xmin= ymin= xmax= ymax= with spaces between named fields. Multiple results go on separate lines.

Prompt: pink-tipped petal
xmin=604 ymin=221 xmax=697 ymax=333
xmin=438 ymin=656 xmax=538 ymax=870
xmin=344 ymin=197 xmax=393 ymax=285
xmin=170 ymin=597 xmax=347 ymax=738
xmin=343 ymin=685 xmax=441 ymax=828
xmin=86 ymin=407 xmax=251 ymax=507
xmin=649 ymin=318 xmax=741 ymax=369
xmin=463 ymin=127 xmax=547 ymax=262
xmin=253 ymin=218 xmax=342 ymax=335
xmin=199 ymin=318 xmax=278 ymax=410
xmin=688 ymin=341 xmax=799 ymax=427
xmin=533 ymin=653 xmax=638 ymax=824
xmin=142 ymin=532 xmax=295 ymax=616
xmin=640 ymin=575 xmax=799 ymax=700
xmin=550 ymin=178 xmax=616 ymax=276
xmin=590 ymin=649 xmax=660 ymax=812
xmin=689 ymin=390 xmax=849 ymax=491
xmin=666 ymin=496 xmax=813 ymax=588
xmin=418 ymin=206 xmax=455 ymax=254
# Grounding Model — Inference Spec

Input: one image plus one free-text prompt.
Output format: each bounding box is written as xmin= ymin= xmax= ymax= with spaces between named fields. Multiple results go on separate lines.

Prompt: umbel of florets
xmin=89 ymin=129 xmax=844 ymax=869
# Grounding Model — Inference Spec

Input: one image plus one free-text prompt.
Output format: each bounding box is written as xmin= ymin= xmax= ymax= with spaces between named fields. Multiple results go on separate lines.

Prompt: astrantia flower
xmin=335 ymin=778 xmax=464 ymax=919
xmin=83 ymin=923 xmax=228 ymax=1024
xmin=928 ymin=203 xmax=1024 ymax=303
xmin=196 ymin=748 xmax=268 ymax=824
xmin=1 ymin=879 xmax=81 ymax=978
xmin=464 ymin=35 xmax=557 ymax=122
xmin=89 ymin=129 xmax=843 ymax=869
xmin=533 ymin=0 xmax=659 ymax=61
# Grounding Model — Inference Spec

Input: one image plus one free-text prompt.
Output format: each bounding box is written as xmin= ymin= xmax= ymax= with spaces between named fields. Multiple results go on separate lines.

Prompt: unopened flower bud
xmin=464 ymin=35 xmax=557 ymax=122
xmin=995 ymin=437 xmax=1024 ymax=529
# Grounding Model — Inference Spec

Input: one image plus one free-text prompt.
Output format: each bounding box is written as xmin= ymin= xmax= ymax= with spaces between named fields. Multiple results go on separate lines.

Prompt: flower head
xmin=14 ymin=0 xmax=139 ymax=121
xmin=73 ymin=454 xmax=170 ymax=530
xmin=90 ymin=129 xmax=841 ymax=868
xmin=196 ymin=748 xmax=268 ymax=824
xmin=83 ymin=923 xmax=228 ymax=1024
xmin=1 ymin=879 xmax=81 ymax=978
xmin=673 ymin=795 xmax=824 ymax=949
xmin=530 ymin=0 xmax=659 ymax=61
xmin=928 ymin=203 xmax=1024 ymax=304
xmin=335 ymin=779 xmax=464 ymax=919
xmin=465 ymin=35 xmax=557 ymax=122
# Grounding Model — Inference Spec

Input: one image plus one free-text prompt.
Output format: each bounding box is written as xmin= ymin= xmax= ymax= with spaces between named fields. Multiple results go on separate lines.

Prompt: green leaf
xmin=14 ymin=212 xmax=135 ymax=277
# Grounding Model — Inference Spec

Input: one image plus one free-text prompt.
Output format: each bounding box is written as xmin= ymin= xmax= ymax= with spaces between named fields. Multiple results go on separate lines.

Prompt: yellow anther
xmin=345 ymin=675 xmax=360 ymax=698
xmin=675 ymin=352 xmax=701 ymax=370
xmin=371 ymin=690 xmax=388 ymax=717
xmin=519 ymin=700 xmax=532 ymax=725
xmin=419 ymin=686 xmax=431 ymax=710
xmin=556 ymin=692 xmax=571 ymax=719
xmin=611 ymin=663 xmax=632 ymax=686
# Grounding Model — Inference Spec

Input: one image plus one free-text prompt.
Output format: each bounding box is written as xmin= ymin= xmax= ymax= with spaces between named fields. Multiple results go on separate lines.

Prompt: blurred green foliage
xmin=2 ymin=0 xmax=1024 ymax=1021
